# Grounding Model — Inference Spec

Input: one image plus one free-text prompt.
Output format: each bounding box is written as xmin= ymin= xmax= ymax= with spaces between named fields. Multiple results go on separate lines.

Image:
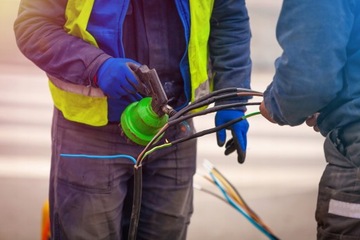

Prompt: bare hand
xmin=259 ymin=101 xmax=276 ymax=123
xmin=306 ymin=113 xmax=320 ymax=132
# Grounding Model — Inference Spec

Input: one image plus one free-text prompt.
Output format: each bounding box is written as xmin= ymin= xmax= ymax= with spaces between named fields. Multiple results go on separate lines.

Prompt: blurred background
xmin=0 ymin=0 xmax=325 ymax=239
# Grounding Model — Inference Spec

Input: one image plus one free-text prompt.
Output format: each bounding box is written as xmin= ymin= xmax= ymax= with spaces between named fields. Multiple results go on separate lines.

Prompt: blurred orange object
xmin=41 ymin=200 xmax=51 ymax=240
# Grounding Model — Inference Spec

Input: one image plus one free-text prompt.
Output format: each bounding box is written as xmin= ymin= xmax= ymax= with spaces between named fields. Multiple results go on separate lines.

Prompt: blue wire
xmin=60 ymin=153 xmax=137 ymax=165
xmin=208 ymin=172 xmax=277 ymax=240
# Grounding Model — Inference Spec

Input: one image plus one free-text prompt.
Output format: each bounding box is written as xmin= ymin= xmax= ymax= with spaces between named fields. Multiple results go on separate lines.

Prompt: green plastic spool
xmin=121 ymin=97 xmax=168 ymax=146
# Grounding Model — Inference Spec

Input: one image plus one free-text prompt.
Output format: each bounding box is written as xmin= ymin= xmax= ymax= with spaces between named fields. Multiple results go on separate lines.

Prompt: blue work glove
xmin=215 ymin=109 xmax=249 ymax=163
xmin=97 ymin=58 xmax=141 ymax=98
xmin=97 ymin=58 xmax=142 ymax=122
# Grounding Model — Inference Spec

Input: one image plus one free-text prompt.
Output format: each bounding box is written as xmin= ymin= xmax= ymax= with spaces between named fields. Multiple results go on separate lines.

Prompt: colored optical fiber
xmin=202 ymin=160 xmax=279 ymax=240
xmin=60 ymin=153 xmax=137 ymax=164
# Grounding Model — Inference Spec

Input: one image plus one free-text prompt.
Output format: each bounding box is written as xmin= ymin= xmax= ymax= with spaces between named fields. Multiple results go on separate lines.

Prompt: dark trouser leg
xmin=122 ymin=120 xmax=197 ymax=240
xmin=316 ymin=123 xmax=360 ymax=240
xmin=49 ymin=108 xmax=196 ymax=240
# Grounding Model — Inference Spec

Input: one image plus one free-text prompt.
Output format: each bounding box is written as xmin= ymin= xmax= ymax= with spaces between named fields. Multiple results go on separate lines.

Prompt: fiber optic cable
xmin=194 ymin=179 xmax=278 ymax=239
xmin=201 ymin=160 xmax=280 ymax=240
xmin=60 ymin=153 xmax=137 ymax=164
xmin=171 ymin=89 xmax=262 ymax=120
xmin=212 ymin=175 xmax=277 ymax=240
xmin=129 ymin=90 xmax=263 ymax=239
xmin=137 ymin=111 xmax=261 ymax=165
xmin=57 ymin=88 xmax=264 ymax=240
xmin=136 ymin=88 xmax=262 ymax=165
xmin=171 ymin=111 xmax=261 ymax=145
xmin=205 ymin=160 xmax=275 ymax=233
xmin=169 ymin=102 xmax=261 ymax=126
xmin=193 ymin=181 xmax=228 ymax=204
xmin=206 ymin=162 xmax=258 ymax=220
xmin=126 ymin=88 xmax=264 ymax=240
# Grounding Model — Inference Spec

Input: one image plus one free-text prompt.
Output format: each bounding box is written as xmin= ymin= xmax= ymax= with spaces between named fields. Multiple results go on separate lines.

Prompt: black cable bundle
xmin=128 ymin=166 xmax=143 ymax=240
xmin=127 ymin=88 xmax=263 ymax=240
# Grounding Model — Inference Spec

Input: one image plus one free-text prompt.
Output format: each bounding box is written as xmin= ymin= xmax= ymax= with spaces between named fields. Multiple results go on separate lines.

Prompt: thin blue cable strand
xmin=60 ymin=153 xmax=137 ymax=165
xmin=209 ymin=172 xmax=276 ymax=240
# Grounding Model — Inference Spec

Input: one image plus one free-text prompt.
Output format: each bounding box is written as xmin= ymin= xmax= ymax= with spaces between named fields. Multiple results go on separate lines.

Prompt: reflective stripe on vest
xmin=49 ymin=0 xmax=109 ymax=126
xmin=49 ymin=77 xmax=107 ymax=126
xmin=49 ymin=0 xmax=214 ymax=126
xmin=188 ymin=0 xmax=214 ymax=102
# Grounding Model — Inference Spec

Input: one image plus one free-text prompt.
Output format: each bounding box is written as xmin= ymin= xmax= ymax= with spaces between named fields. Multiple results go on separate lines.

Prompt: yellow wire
xmin=136 ymin=123 xmax=170 ymax=165
xmin=139 ymin=142 xmax=172 ymax=163
xmin=211 ymin=168 xmax=257 ymax=216
xmin=210 ymin=167 xmax=276 ymax=236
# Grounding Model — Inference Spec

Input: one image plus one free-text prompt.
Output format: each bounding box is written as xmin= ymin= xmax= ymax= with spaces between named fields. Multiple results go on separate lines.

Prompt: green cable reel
xmin=121 ymin=97 xmax=169 ymax=146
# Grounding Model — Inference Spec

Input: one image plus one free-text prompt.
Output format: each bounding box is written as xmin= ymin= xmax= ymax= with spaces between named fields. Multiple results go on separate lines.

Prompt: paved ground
xmin=0 ymin=1 xmax=327 ymax=239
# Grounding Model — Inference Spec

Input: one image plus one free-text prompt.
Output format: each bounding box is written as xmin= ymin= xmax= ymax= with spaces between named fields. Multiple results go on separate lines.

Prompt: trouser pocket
xmin=316 ymin=186 xmax=360 ymax=240
xmin=316 ymin=129 xmax=360 ymax=239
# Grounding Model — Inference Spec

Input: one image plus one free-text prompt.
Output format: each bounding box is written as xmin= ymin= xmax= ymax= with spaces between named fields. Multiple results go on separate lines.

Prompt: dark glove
xmin=215 ymin=109 xmax=249 ymax=163
xmin=97 ymin=58 xmax=142 ymax=122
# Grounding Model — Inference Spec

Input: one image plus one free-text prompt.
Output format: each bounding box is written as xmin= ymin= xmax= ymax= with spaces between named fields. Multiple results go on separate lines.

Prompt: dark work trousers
xmin=316 ymin=122 xmax=360 ymax=240
xmin=49 ymin=108 xmax=197 ymax=240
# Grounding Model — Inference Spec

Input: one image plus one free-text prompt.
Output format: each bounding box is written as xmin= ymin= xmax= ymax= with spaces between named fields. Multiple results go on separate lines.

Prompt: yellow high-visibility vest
xmin=50 ymin=0 xmax=214 ymax=126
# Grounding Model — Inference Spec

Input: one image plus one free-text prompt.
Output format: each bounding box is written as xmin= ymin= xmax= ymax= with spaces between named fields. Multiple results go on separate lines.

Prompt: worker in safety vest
xmin=14 ymin=0 xmax=251 ymax=239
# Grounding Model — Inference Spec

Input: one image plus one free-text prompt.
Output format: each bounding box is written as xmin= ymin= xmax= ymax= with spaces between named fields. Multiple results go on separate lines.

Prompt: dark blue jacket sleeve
xmin=209 ymin=0 xmax=252 ymax=104
xmin=263 ymin=0 xmax=353 ymax=126
xmin=14 ymin=0 xmax=110 ymax=85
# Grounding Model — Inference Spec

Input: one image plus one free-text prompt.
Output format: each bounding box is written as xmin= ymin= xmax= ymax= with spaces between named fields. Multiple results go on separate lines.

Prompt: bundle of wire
xmin=127 ymin=87 xmax=264 ymax=240
xmin=135 ymin=87 xmax=263 ymax=166
xmin=61 ymin=87 xmax=265 ymax=240
xmin=196 ymin=159 xmax=280 ymax=240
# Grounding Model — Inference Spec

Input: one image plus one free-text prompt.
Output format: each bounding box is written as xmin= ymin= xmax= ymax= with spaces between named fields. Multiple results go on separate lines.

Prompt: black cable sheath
xmin=212 ymin=167 xmax=255 ymax=217
xmin=191 ymin=87 xmax=262 ymax=106
xmin=170 ymin=87 xmax=262 ymax=120
xmin=128 ymin=89 xmax=263 ymax=239
xmin=170 ymin=91 xmax=260 ymax=120
xmin=168 ymin=102 xmax=261 ymax=126
xmin=128 ymin=166 xmax=143 ymax=240
xmin=136 ymin=100 xmax=261 ymax=166
xmin=170 ymin=92 xmax=238 ymax=120
xmin=171 ymin=115 xmax=249 ymax=145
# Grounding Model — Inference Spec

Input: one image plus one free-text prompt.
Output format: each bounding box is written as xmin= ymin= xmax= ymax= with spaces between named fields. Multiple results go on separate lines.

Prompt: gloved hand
xmin=97 ymin=58 xmax=141 ymax=98
xmin=97 ymin=58 xmax=142 ymax=122
xmin=215 ymin=109 xmax=249 ymax=163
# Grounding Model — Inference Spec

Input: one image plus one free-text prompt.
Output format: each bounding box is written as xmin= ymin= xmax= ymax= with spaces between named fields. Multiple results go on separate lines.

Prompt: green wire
xmin=139 ymin=111 xmax=261 ymax=164
xmin=244 ymin=111 xmax=261 ymax=119
xmin=139 ymin=142 xmax=172 ymax=164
